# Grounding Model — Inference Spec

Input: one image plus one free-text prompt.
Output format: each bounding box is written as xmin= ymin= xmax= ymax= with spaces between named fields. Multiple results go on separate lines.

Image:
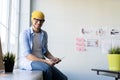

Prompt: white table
xmin=0 ymin=69 xmax=43 ymax=80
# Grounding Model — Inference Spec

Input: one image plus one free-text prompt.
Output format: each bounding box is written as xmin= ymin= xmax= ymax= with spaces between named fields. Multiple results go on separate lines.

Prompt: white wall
xmin=25 ymin=0 xmax=120 ymax=80
xmin=19 ymin=0 xmax=30 ymax=32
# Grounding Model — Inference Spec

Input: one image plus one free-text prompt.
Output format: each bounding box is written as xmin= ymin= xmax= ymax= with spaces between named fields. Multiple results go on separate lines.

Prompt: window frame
xmin=0 ymin=0 xmax=20 ymax=68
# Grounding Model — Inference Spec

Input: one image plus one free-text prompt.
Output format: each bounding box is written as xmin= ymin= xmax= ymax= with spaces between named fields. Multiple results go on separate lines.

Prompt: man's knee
xmin=43 ymin=65 xmax=51 ymax=72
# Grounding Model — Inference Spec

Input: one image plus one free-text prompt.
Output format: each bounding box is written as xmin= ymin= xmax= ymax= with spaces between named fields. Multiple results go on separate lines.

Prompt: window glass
xmin=0 ymin=0 xmax=9 ymax=53
xmin=9 ymin=0 xmax=19 ymax=55
xmin=0 ymin=0 xmax=19 ymax=57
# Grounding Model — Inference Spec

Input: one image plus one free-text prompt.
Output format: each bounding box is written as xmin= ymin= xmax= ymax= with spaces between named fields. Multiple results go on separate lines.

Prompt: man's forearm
xmin=45 ymin=51 xmax=55 ymax=59
xmin=26 ymin=54 xmax=46 ymax=63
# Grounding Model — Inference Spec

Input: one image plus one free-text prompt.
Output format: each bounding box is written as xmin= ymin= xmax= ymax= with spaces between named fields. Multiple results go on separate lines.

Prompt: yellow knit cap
xmin=31 ymin=10 xmax=45 ymax=20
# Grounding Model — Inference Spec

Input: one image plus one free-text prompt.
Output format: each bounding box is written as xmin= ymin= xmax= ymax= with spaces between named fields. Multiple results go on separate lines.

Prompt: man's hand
xmin=44 ymin=57 xmax=61 ymax=66
xmin=51 ymin=57 xmax=61 ymax=64
xmin=44 ymin=59 xmax=55 ymax=66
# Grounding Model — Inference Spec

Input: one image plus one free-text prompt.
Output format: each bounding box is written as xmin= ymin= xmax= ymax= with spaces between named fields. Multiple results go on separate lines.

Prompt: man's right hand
xmin=44 ymin=59 xmax=55 ymax=66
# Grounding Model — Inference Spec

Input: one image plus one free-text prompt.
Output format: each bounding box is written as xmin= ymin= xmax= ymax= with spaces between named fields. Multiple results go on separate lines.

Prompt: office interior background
xmin=0 ymin=0 xmax=120 ymax=80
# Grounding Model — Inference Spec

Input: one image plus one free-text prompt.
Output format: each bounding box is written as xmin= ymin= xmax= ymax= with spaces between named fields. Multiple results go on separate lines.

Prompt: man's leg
xmin=51 ymin=66 xmax=68 ymax=80
xmin=31 ymin=61 xmax=52 ymax=80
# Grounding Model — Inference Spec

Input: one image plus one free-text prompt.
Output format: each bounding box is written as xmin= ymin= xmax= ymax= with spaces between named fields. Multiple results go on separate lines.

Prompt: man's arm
xmin=26 ymin=54 xmax=45 ymax=62
xmin=45 ymin=50 xmax=55 ymax=59
xmin=45 ymin=51 xmax=61 ymax=64
xmin=26 ymin=54 xmax=55 ymax=66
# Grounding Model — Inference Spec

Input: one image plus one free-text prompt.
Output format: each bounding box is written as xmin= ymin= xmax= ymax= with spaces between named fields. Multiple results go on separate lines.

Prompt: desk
xmin=0 ymin=69 xmax=43 ymax=80
xmin=91 ymin=69 xmax=120 ymax=80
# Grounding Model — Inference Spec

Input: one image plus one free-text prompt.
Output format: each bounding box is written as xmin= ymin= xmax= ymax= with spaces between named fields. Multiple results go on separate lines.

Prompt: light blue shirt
xmin=19 ymin=27 xmax=48 ymax=70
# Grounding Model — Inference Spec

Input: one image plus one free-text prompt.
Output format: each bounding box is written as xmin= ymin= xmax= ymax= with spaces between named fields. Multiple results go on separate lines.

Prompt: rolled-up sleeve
xmin=42 ymin=31 xmax=48 ymax=54
xmin=20 ymin=30 xmax=32 ymax=56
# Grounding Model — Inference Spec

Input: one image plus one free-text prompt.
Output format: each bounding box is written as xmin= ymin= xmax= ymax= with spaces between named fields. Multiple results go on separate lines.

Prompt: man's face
xmin=32 ymin=18 xmax=45 ymax=30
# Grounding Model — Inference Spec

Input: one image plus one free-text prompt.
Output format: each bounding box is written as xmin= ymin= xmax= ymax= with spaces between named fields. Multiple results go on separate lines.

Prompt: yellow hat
xmin=31 ymin=10 xmax=45 ymax=20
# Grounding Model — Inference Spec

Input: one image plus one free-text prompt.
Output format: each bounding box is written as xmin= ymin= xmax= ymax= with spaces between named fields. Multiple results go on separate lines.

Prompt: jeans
xmin=31 ymin=61 xmax=68 ymax=80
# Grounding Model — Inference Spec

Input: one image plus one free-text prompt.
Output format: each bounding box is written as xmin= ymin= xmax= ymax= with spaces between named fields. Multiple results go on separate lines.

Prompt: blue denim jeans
xmin=31 ymin=61 xmax=68 ymax=80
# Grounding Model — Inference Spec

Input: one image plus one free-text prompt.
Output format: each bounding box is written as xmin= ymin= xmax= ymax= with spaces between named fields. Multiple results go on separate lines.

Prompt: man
xmin=19 ymin=10 xmax=68 ymax=80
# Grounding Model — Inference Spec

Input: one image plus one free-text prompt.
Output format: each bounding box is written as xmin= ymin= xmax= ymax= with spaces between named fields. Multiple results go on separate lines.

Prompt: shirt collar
xmin=30 ymin=27 xmax=44 ymax=36
xmin=30 ymin=27 xmax=34 ymax=34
